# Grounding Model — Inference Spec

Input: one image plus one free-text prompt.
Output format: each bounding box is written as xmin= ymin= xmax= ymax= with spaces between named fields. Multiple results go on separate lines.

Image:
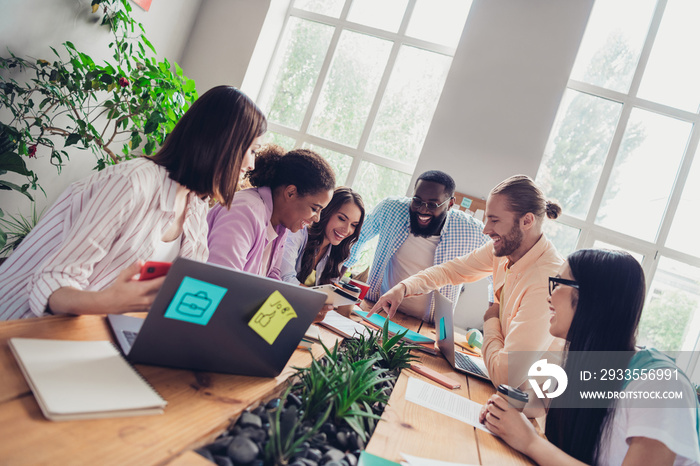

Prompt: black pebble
xmin=322 ymin=447 xmax=345 ymax=463
xmin=227 ymin=435 xmax=260 ymax=464
xmin=266 ymin=398 xmax=281 ymax=410
xmin=306 ymin=447 xmax=323 ymax=462
xmin=238 ymin=411 xmax=263 ymax=429
xmin=194 ymin=447 xmax=214 ymax=461
xmin=287 ymin=392 xmax=303 ymax=407
xmin=213 ymin=455 xmax=233 ymax=466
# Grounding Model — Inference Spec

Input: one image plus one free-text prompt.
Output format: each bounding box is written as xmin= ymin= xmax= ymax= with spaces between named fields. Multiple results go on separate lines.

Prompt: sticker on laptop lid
xmin=439 ymin=317 xmax=447 ymax=341
xmin=248 ymin=290 xmax=298 ymax=345
xmin=164 ymin=276 xmax=227 ymax=326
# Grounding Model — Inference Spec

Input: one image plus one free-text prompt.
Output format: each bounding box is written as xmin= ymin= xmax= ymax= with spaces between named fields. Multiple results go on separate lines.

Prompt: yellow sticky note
xmin=248 ymin=290 xmax=298 ymax=345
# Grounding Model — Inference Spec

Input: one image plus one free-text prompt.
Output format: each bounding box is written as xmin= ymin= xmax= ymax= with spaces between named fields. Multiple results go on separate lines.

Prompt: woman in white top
xmin=480 ymin=248 xmax=700 ymax=465
xmin=280 ymin=187 xmax=364 ymax=286
xmin=0 ymin=86 xmax=266 ymax=320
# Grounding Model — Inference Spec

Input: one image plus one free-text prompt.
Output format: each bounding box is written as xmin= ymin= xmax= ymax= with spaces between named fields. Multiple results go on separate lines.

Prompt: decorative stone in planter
xmin=196 ymin=321 xmax=416 ymax=466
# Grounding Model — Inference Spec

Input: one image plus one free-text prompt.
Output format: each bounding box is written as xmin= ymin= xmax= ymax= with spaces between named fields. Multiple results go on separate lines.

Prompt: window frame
xmin=255 ymin=0 xmax=464 ymax=187
xmin=541 ymin=0 xmax=700 ymax=375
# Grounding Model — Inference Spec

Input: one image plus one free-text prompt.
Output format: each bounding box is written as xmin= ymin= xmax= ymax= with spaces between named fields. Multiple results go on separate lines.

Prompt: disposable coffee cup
xmin=348 ymin=278 xmax=370 ymax=300
xmin=335 ymin=282 xmax=361 ymax=317
xmin=496 ymin=384 xmax=529 ymax=412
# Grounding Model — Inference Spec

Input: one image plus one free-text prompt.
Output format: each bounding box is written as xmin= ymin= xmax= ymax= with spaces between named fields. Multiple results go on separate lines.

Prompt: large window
xmin=256 ymin=0 xmax=472 ymax=210
xmin=537 ymin=0 xmax=700 ymax=376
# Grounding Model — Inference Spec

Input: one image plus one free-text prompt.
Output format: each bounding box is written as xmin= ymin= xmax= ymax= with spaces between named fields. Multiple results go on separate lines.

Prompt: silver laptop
xmin=108 ymin=257 xmax=326 ymax=377
xmin=433 ymin=291 xmax=490 ymax=380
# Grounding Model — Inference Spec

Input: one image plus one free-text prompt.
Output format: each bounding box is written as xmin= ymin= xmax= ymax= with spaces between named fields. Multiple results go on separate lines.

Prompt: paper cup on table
xmin=348 ymin=279 xmax=370 ymax=300
xmin=496 ymin=384 xmax=529 ymax=412
xmin=335 ymin=282 xmax=361 ymax=317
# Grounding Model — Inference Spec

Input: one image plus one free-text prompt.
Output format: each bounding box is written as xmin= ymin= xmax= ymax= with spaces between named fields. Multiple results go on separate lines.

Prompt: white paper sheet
xmin=404 ymin=377 xmax=492 ymax=434
xmin=318 ymin=310 xmax=371 ymax=339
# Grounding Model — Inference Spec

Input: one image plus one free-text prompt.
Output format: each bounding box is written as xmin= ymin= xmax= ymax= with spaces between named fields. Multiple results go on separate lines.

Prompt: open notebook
xmin=9 ymin=338 xmax=166 ymax=421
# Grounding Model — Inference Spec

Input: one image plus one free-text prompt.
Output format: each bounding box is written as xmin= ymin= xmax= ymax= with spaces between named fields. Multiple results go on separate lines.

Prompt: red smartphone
xmin=138 ymin=261 xmax=172 ymax=281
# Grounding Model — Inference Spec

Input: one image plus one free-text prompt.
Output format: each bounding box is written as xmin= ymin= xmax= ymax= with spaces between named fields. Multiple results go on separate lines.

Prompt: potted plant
xmin=0 ymin=0 xmax=197 ymax=251
xmin=196 ymin=321 xmax=419 ymax=465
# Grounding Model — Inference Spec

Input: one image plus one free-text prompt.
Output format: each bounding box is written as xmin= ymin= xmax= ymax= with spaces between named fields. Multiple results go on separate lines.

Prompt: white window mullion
xmin=295 ymin=24 xmax=345 ymax=137
xmin=624 ymin=0 xmax=666 ymax=99
xmin=579 ymin=100 xmax=634 ymax=236
xmin=654 ymin=126 xmax=700 ymax=249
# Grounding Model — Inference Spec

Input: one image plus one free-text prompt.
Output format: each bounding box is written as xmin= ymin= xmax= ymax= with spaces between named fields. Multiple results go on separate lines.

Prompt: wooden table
xmin=0 ymin=309 xmax=534 ymax=465
xmin=364 ymin=310 xmax=536 ymax=465
xmin=0 ymin=314 xmax=341 ymax=465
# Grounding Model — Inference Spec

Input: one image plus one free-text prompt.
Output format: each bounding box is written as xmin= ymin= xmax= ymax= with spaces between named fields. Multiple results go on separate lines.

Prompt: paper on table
xmin=400 ymin=453 xmax=478 ymax=466
xmin=404 ymin=377 xmax=492 ymax=434
xmin=304 ymin=324 xmax=321 ymax=342
xmin=318 ymin=310 xmax=371 ymax=339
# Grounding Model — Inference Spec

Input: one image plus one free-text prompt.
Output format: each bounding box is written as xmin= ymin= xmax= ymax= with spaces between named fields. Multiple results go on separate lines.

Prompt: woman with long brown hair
xmin=0 ymin=85 xmax=266 ymax=320
xmin=280 ymin=187 xmax=365 ymax=286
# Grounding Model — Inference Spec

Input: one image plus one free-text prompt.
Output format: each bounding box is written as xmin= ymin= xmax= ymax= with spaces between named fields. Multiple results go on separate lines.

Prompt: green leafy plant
xmin=294 ymin=337 xmax=397 ymax=443
xmin=293 ymin=342 xmax=343 ymax=421
xmin=264 ymin=385 xmax=331 ymax=466
xmin=342 ymin=327 xmax=382 ymax=362
xmin=344 ymin=319 xmax=419 ymax=372
xmin=0 ymin=0 xmax=196 ymax=223
xmin=376 ymin=319 xmax=420 ymax=371
xmin=330 ymin=356 xmax=389 ymax=441
xmin=0 ymin=203 xmax=44 ymax=256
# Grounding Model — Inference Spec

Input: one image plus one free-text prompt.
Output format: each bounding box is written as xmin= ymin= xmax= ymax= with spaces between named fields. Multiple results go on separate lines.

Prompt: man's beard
xmin=492 ymin=222 xmax=523 ymax=257
xmin=409 ymin=209 xmax=448 ymax=238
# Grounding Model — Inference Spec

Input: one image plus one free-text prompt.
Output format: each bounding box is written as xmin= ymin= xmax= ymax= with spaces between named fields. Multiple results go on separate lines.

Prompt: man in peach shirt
xmin=370 ymin=175 xmax=565 ymax=393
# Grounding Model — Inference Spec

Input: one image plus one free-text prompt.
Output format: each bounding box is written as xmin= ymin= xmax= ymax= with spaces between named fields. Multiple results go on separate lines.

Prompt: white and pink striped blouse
xmin=0 ymin=158 xmax=209 ymax=320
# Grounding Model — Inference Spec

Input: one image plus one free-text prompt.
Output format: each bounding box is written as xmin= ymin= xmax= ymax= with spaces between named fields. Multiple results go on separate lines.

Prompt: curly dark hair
xmin=247 ymin=145 xmax=335 ymax=196
xmin=297 ymin=187 xmax=365 ymax=284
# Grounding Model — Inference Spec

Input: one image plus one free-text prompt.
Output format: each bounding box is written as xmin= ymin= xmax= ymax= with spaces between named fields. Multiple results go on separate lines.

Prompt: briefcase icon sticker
xmin=164 ymin=276 xmax=227 ymax=325
xmin=177 ymin=291 xmax=211 ymax=317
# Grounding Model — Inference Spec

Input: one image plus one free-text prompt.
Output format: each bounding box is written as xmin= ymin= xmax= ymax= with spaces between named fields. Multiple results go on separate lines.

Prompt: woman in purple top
xmin=207 ymin=144 xmax=336 ymax=289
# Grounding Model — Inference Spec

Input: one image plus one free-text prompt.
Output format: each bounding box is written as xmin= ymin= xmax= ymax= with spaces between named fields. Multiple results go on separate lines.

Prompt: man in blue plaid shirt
xmin=344 ymin=171 xmax=491 ymax=322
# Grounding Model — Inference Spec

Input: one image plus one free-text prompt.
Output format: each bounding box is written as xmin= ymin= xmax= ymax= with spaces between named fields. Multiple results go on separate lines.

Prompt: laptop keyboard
xmin=123 ymin=330 xmax=138 ymax=347
xmin=454 ymin=351 xmax=486 ymax=377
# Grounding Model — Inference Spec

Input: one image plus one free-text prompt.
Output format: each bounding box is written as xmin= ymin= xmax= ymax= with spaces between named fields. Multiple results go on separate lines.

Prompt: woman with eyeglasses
xmin=279 ymin=187 xmax=365 ymax=287
xmin=480 ymin=248 xmax=700 ymax=465
xmin=207 ymin=144 xmax=335 ymax=285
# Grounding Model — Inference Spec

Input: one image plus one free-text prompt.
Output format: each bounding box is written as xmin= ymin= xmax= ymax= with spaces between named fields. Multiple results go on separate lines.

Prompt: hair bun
xmin=545 ymin=200 xmax=562 ymax=220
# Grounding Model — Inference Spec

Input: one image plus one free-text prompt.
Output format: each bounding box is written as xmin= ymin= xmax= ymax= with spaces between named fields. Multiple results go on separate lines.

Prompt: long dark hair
xmin=545 ymin=249 xmax=646 ymax=464
xmin=150 ymin=86 xmax=266 ymax=207
xmin=247 ymin=144 xmax=335 ymax=196
xmin=297 ymin=188 xmax=365 ymax=284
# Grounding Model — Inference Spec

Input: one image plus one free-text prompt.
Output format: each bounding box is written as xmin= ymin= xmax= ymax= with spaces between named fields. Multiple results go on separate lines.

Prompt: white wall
xmin=0 ymin=0 xmax=201 ymax=217
xmin=179 ymin=0 xmax=272 ymax=93
xmin=413 ymin=0 xmax=594 ymax=200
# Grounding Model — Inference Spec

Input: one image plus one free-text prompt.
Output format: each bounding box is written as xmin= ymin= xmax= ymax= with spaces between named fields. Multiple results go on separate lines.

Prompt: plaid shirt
xmin=344 ymin=197 xmax=491 ymax=322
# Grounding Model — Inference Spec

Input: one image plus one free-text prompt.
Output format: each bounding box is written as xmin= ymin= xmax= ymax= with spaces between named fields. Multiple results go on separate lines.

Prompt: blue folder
xmin=353 ymin=310 xmax=434 ymax=344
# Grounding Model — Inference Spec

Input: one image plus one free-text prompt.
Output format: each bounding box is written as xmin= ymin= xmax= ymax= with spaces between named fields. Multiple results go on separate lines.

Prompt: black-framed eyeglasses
xmin=411 ymin=196 xmax=454 ymax=212
xmin=549 ymin=276 xmax=579 ymax=296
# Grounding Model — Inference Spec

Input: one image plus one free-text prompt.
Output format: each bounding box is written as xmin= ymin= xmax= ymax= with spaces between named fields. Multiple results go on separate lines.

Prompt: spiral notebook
xmin=9 ymin=338 xmax=166 ymax=421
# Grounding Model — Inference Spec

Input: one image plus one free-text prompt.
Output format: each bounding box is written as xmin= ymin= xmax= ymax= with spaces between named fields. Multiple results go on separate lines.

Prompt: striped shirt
xmin=0 ymin=158 xmax=209 ymax=321
xmin=343 ymin=196 xmax=491 ymax=322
